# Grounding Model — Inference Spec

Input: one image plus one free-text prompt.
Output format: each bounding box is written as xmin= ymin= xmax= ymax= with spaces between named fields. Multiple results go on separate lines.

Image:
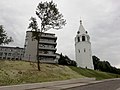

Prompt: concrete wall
xmin=24 ymin=31 xmax=57 ymax=63
xmin=24 ymin=31 xmax=37 ymax=62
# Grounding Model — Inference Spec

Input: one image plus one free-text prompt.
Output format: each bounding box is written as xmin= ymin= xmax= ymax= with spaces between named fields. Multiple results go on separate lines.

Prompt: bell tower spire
xmin=78 ymin=20 xmax=86 ymax=35
xmin=75 ymin=20 xmax=94 ymax=69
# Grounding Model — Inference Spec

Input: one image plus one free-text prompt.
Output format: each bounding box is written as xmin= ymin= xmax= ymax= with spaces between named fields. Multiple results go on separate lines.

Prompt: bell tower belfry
xmin=75 ymin=20 xmax=94 ymax=69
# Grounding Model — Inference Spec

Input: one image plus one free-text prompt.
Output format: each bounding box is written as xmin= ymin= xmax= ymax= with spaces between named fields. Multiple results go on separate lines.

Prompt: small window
xmin=8 ymin=53 xmax=11 ymax=56
xmin=12 ymin=58 xmax=15 ymax=60
xmin=78 ymin=49 xmax=80 ymax=53
xmin=0 ymin=52 xmax=3 ymax=56
xmin=4 ymin=53 xmax=7 ymax=56
xmin=44 ymin=51 xmax=48 ymax=54
xmin=77 ymin=31 xmax=80 ymax=34
xmin=82 ymin=36 xmax=85 ymax=41
xmin=3 ymin=57 xmax=6 ymax=59
xmin=7 ymin=58 xmax=10 ymax=60
xmin=84 ymin=48 xmax=86 ymax=52
xmin=78 ymin=37 xmax=80 ymax=42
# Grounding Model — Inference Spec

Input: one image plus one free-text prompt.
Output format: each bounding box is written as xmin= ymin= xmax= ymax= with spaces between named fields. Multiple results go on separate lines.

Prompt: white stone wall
xmin=75 ymin=21 xmax=94 ymax=69
xmin=75 ymin=41 xmax=93 ymax=69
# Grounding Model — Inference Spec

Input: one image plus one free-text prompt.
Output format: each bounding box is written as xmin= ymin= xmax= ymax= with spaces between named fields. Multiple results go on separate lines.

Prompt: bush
xmin=58 ymin=53 xmax=77 ymax=66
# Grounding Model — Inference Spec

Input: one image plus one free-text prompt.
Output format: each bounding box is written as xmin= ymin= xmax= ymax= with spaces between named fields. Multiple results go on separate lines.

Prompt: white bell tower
xmin=75 ymin=20 xmax=94 ymax=69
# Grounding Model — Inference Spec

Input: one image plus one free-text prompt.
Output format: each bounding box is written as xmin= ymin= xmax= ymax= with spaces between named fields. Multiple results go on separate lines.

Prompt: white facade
xmin=24 ymin=31 xmax=37 ymax=61
xmin=75 ymin=20 xmax=94 ymax=69
xmin=24 ymin=31 xmax=57 ymax=63
xmin=0 ymin=46 xmax=24 ymax=60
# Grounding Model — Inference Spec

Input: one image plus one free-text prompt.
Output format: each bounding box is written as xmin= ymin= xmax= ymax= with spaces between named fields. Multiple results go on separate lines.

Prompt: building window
xmin=84 ymin=48 xmax=86 ymax=52
xmin=10 ymin=49 xmax=13 ymax=51
xmin=44 ymin=51 xmax=48 ymax=54
xmin=40 ymin=44 xmax=45 ymax=47
xmin=7 ymin=58 xmax=10 ymax=60
xmin=12 ymin=58 xmax=15 ymax=60
xmin=82 ymin=36 xmax=85 ymax=41
xmin=77 ymin=31 xmax=80 ymax=34
xmin=8 ymin=53 xmax=11 ymax=56
xmin=78 ymin=49 xmax=80 ymax=53
xmin=4 ymin=53 xmax=7 ymax=56
xmin=3 ymin=57 xmax=6 ymax=59
xmin=0 ymin=52 xmax=3 ymax=56
xmin=78 ymin=37 xmax=80 ymax=42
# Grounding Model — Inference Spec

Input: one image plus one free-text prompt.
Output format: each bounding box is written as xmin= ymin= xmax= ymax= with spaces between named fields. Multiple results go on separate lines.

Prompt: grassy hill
xmin=0 ymin=60 xmax=84 ymax=86
xmin=69 ymin=66 xmax=120 ymax=80
xmin=0 ymin=60 xmax=120 ymax=86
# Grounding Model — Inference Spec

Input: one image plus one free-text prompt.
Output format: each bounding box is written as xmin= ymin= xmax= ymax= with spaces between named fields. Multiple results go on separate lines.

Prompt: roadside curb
xmin=63 ymin=78 xmax=120 ymax=90
xmin=0 ymin=78 xmax=95 ymax=90
xmin=0 ymin=78 xmax=120 ymax=90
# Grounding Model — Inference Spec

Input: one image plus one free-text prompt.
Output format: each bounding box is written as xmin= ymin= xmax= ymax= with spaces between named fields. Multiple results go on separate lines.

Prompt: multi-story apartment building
xmin=0 ymin=46 xmax=24 ymax=60
xmin=24 ymin=31 xmax=57 ymax=63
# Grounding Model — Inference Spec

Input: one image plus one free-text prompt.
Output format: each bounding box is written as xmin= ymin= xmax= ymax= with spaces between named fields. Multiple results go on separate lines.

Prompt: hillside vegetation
xmin=0 ymin=60 xmax=84 ymax=86
xmin=0 ymin=60 xmax=120 ymax=86
xmin=92 ymin=55 xmax=120 ymax=74
xmin=69 ymin=66 xmax=120 ymax=80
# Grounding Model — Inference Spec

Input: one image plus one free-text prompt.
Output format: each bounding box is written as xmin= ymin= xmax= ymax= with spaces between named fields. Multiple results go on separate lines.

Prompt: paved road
xmin=66 ymin=79 xmax=120 ymax=90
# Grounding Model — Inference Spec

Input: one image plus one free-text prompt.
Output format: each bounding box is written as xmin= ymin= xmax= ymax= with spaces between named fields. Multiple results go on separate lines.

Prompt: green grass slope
xmin=69 ymin=66 xmax=120 ymax=80
xmin=0 ymin=60 xmax=84 ymax=86
xmin=0 ymin=60 xmax=120 ymax=86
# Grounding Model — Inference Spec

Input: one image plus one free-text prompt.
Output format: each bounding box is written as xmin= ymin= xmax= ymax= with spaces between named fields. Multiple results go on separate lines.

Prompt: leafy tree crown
xmin=0 ymin=25 xmax=13 ymax=45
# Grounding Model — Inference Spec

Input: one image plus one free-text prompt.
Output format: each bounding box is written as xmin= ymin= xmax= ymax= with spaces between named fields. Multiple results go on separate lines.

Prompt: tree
xmin=58 ymin=53 xmax=68 ymax=65
xmin=0 ymin=25 xmax=13 ymax=45
xmin=58 ymin=53 xmax=77 ymax=66
xmin=92 ymin=56 xmax=100 ymax=70
xmin=28 ymin=1 xmax=66 ymax=71
xmin=92 ymin=55 xmax=120 ymax=75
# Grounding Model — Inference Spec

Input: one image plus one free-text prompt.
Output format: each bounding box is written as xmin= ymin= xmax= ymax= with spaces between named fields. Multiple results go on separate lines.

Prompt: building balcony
xmin=41 ymin=35 xmax=57 ymax=40
xmin=39 ymin=41 xmax=57 ymax=45
xmin=39 ymin=53 xmax=56 ymax=58
xmin=40 ymin=60 xmax=56 ymax=64
xmin=39 ymin=47 xmax=57 ymax=51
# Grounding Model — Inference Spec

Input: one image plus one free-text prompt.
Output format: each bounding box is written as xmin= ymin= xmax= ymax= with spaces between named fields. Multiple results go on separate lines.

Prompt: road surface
xmin=66 ymin=79 xmax=120 ymax=90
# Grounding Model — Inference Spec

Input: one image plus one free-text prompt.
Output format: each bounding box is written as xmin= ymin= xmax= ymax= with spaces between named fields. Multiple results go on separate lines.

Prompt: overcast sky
xmin=0 ymin=0 xmax=120 ymax=68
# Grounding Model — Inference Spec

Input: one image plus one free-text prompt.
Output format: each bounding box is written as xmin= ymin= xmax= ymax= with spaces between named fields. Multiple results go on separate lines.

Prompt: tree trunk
xmin=37 ymin=37 xmax=40 ymax=71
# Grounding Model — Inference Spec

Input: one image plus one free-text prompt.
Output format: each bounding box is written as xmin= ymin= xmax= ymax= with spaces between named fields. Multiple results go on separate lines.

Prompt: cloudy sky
xmin=0 ymin=0 xmax=120 ymax=68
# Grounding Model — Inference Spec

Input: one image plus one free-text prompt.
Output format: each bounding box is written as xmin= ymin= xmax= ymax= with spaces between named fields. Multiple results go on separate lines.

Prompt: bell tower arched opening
xmin=82 ymin=36 xmax=85 ymax=41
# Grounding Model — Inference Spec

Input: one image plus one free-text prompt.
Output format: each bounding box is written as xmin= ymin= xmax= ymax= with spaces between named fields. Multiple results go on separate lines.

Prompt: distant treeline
xmin=58 ymin=54 xmax=120 ymax=75
xmin=92 ymin=55 xmax=120 ymax=75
